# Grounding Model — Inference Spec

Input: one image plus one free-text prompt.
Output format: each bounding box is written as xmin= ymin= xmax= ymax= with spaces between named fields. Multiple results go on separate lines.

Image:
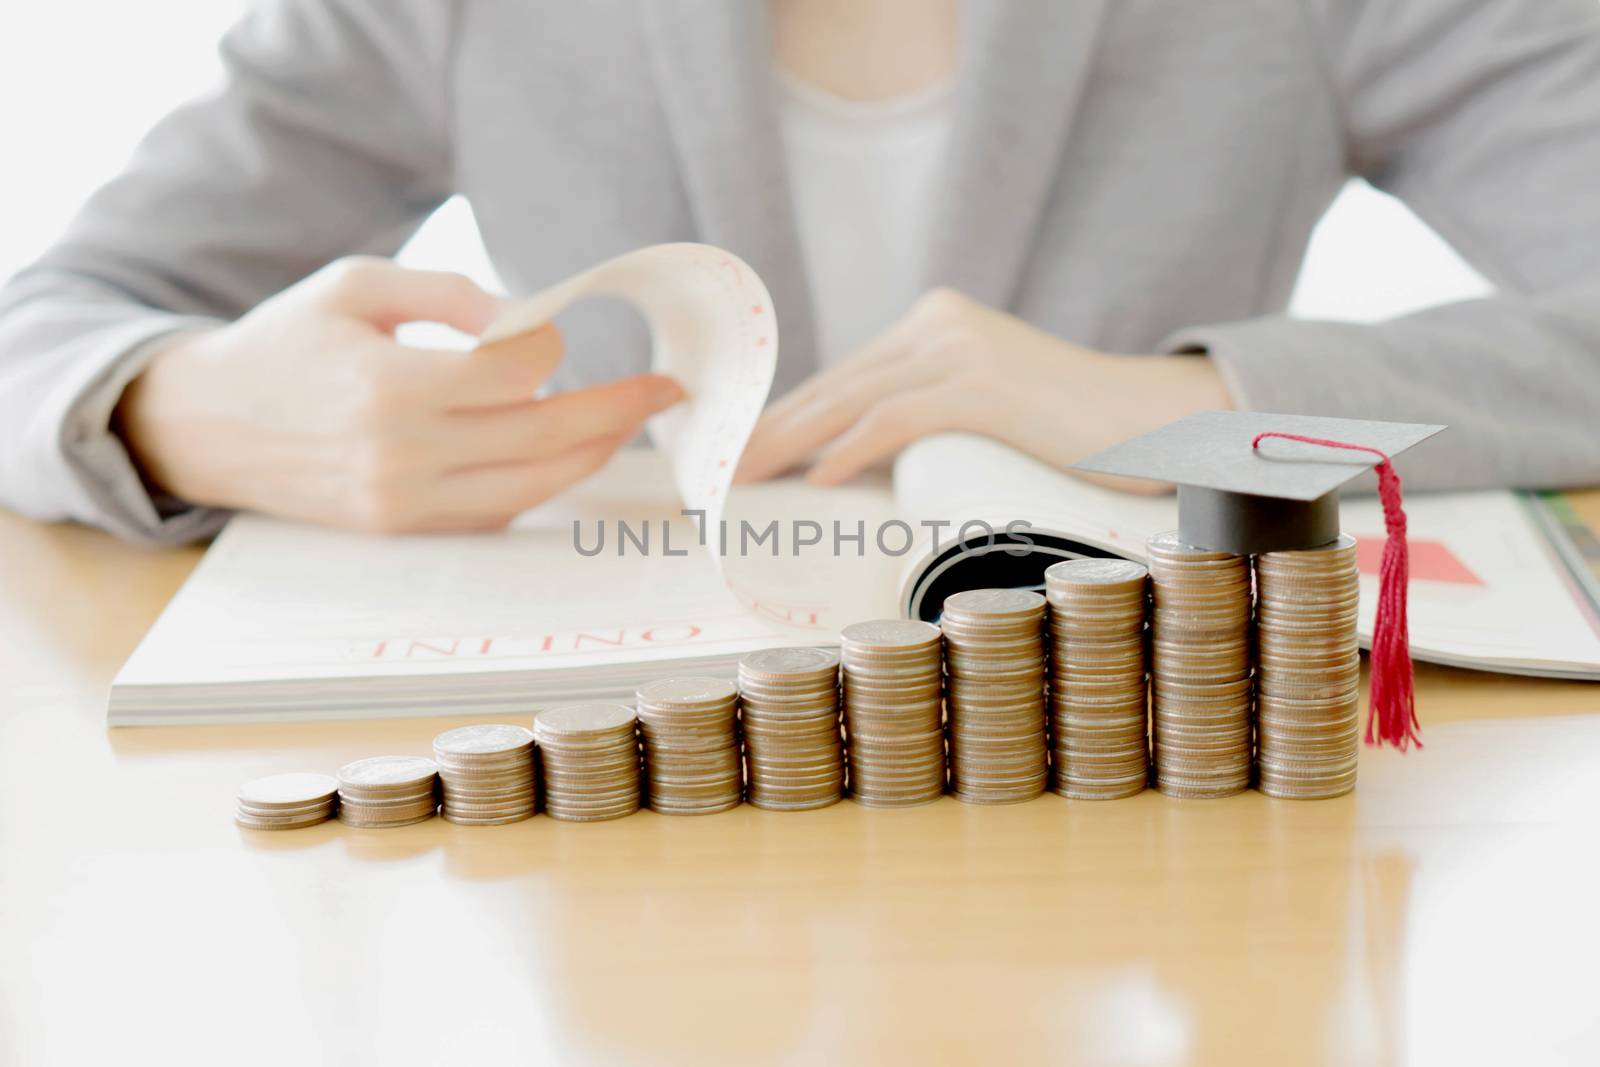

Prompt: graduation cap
xmin=1075 ymin=411 xmax=1446 ymax=751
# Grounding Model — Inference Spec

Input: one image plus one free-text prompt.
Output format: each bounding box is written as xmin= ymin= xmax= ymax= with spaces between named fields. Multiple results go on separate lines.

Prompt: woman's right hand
xmin=116 ymin=256 xmax=684 ymax=532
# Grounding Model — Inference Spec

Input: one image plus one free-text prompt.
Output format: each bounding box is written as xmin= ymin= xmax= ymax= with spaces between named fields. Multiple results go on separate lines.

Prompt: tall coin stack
xmin=1044 ymin=559 xmax=1150 ymax=799
xmin=737 ymin=648 xmax=845 ymax=811
xmin=534 ymin=704 xmax=642 ymax=822
xmin=335 ymin=756 xmax=440 ymax=828
xmin=1147 ymin=532 xmax=1254 ymax=798
xmin=635 ymin=678 xmax=744 ymax=815
xmin=839 ymin=620 xmax=947 ymax=807
xmin=1254 ymin=533 xmax=1361 ymax=799
xmin=432 ymin=724 xmax=538 ymax=825
xmin=940 ymin=589 xmax=1049 ymax=804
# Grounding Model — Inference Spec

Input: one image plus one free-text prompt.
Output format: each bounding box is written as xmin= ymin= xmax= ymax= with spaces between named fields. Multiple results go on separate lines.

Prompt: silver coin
xmin=535 ymin=703 xmax=638 ymax=737
xmin=432 ymin=723 xmax=533 ymax=756
xmin=1046 ymin=557 xmax=1150 ymax=586
xmin=338 ymin=808 xmax=437 ymax=829
xmin=943 ymin=587 xmax=1047 ymax=618
xmin=740 ymin=646 xmax=840 ymax=677
xmin=234 ymin=808 xmax=336 ymax=831
xmin=839 ymin=619 xmax=943 ymax=650
xmin=636 ymin=676 xmax=738 ymax=706
xmin=337 ymin=755 xmax=439 ymax=788
xmin=237 ymin=772 xmax=338 ymax=809
xmin=237 ymin=797 xmax=338 ymax=819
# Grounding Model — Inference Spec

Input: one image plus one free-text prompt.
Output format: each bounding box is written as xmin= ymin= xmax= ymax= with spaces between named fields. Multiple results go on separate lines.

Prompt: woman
xmin=1 ymin=0 xmax=1598 ymax=541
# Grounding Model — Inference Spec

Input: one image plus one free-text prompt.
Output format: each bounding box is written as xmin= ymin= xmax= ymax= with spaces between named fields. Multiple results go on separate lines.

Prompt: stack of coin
xmin=234 ymin=772 xmax=339 ymax=830
xmin=635 ymin=678 xmax=744 ymax=815
xmin=1147 ymin=532 xmax=1254 ymax=798
xmin=335 ymin=756 xmax=440 ymax=828
xmin=534 ymin=704 xmax=641 ymax=821
xmin=839 ymin=620 xmax=946 ymax=807
xmin=940 ymin=589 xmax=1049 ymax=804
xmin=1254 ymin=533 xmax=1361 ymax=799
xmin=432 ymin=724 xmax=538 ymax=825
xmin=1044 ymin=559 xmax=1150 ymax=799
xmin=737 ymin=648 xmax=845 ymax=811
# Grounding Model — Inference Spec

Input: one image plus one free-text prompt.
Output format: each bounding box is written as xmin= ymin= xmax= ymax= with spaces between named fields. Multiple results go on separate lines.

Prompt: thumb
xmin=313 ymin=257 xmax=506 ymax=336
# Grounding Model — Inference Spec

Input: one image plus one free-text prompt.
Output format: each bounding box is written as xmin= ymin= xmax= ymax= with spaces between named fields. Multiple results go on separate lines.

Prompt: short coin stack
xmin=335 ymin=756 xmax=440 ymax=828
xmin=432 ymin=724 xmax=538 ymax=825
xmin=635 ymin=678 xmax=744 ymax=815
xmin=1147 ymin=532 xmax=1254 ymax=798
xmin=840 ymin=620 xmax=947 ymax=807
xmin=534 ymin=704 xmax=641 ymax=821
xmin=1044 ymin=559 xmax=1150 ymax=799
xmin=737 ymin=648 xmax=845 ymax=811
xmin=234 ymin=772 xmax=339 ymax=830
xmin=940 ymin=589 xmax=1049 ymax=804
xmin=1254 ymin=533 xmax=1362 ymax=799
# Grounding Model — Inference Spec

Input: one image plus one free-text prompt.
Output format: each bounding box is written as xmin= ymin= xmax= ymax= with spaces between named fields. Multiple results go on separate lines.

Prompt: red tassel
xmin=1252 ymin=432 xmax=1420 ymax=751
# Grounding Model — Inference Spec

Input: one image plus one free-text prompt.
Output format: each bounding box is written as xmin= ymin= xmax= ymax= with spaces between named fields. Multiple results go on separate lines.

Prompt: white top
xmin=777 ymin=70 xmax=955 ymax=367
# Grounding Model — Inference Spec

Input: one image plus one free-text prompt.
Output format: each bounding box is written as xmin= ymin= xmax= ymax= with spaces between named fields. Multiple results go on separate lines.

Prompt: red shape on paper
xmin=1355 ymin=536 xmax=1481 ymax=585
xmin=752 ymin=305 xmax=764 ymax=315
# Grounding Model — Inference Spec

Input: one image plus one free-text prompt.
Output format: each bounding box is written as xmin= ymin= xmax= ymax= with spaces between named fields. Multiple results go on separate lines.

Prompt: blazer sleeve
xmin=0 ymin=0 xmax=458 ymax=541
xmin=1164 ymin=0 xmax=1600 ymax=491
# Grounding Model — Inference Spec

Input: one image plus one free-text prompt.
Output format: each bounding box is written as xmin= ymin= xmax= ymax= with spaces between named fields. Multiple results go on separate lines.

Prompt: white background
xmin=0 ymin=0 xmax=1493 ymax=322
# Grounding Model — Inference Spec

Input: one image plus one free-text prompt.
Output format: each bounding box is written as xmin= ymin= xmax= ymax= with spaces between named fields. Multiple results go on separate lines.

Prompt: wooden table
xmin=3 ymin=504 xmax=1599 ymax=1066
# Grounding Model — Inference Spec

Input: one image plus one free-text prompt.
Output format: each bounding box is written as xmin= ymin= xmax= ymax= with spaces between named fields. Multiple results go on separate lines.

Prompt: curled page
xmin=480 ymin=243 xmax=778 ymax=547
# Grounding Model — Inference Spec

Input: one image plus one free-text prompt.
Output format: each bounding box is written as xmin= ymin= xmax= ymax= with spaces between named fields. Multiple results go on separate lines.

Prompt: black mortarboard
xmin=1076 ymin=410 xmax=1447 ymax=752
xmin=1072 ymin=411 xmax=1445 ymax=556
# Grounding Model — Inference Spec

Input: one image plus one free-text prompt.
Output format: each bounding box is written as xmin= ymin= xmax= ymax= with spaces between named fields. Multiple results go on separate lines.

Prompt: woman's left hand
xmin=736 ymin=288 xmax=1235 ymax=487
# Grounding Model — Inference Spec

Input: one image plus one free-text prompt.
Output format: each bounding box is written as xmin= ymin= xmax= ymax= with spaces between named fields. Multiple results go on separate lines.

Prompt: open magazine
xmin=108 ymin=437 xmax=1600 ymax=725
xmin=106 ymin=245 xmax=1600 ymax=724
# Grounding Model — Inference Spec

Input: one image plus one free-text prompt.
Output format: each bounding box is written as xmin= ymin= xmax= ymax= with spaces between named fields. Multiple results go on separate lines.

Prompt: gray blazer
xmin=3 ymin=0 xmax=1599 ymax=542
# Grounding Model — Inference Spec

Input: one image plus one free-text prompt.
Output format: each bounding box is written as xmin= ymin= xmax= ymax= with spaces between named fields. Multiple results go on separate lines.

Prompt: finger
xmin=402 ymin=513 xmax=516 ymax=534
xmin=802 ymin=385 xmax=958 ymax=486
xmin=433 ymin=374 xmax=685 ymax=468
xmin=419 ymin=433 xmax=631 ymax=525
xmin=737 ymin=357 xmax=921 ymax=483
xmin=380 ymin=325 xmax=565 ymax=410
xmin=454 ymin=325 xmax=567 ymax=408
xmin=758 ymin=309 xmax=925 ymax=426
xmin=737 ymin=308 xmax=951 ymax=483
xmin=315 ymin=257 xmax=506 ymax=335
